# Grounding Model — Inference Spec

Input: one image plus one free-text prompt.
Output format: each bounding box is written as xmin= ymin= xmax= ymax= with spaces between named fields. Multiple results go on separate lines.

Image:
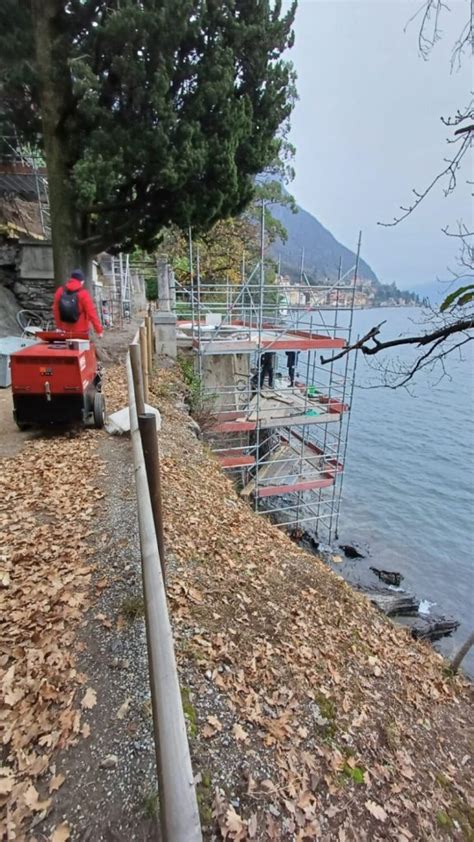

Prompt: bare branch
xmin=442 ymin=223 xmax=473 ymax=238
xmin=454 ymin=124 xmax=474 ymax=136
xmin=442 ymin=106 xmax=474 ymax=127
xmin=405 ymin=0 xmax=473 ymax=65
xmin=379 ymin=133 xmax=473 ymax=227
xmin=319 ymin=322 xmax=387 ymax=364
xmin=321 ymin=318 xmax=474 ymax=366
xmin=393 ymin=335 xmax=472 ymax=387
xmin=404 ymin=0 xmax=450 ymax=59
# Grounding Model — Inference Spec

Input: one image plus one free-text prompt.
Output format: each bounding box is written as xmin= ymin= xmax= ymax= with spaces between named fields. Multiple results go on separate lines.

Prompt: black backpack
xmin=58 ymin=287 xmax=80 ymax=323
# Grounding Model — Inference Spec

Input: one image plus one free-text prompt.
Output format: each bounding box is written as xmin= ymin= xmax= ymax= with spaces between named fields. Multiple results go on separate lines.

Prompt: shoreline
xmin=152 ymin=361 xmax=474 ymax=839
xmin=259 ymin=495 xmax=467 ymax=674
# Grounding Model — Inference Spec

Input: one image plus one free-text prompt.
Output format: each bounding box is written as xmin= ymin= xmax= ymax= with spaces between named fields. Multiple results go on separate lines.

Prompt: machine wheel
xmin=16 ymin=421 xmax=31 ymax=432
xmin=93 ymin=391 xmax=106 ymax=429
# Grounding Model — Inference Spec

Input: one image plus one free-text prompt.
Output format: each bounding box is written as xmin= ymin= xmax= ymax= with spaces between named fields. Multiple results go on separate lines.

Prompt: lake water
xmin=334 ymin=307 xmax=474 ymax=674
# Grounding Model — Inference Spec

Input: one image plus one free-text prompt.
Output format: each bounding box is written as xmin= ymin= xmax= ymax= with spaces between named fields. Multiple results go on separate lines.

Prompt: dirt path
xmin=38 ymin=429 xmax=159 ymax=842
xmin=0 ymin=386 xmax=37 ymax=458
xmin=1 ymin=332 xmax=159 ymax=842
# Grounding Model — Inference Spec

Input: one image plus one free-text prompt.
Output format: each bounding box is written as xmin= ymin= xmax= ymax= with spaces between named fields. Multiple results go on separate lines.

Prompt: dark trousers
xmin=288 ymin=364 xmax=295 ymax=386
xmin=260 ymin=358 xmax=274 ymax=388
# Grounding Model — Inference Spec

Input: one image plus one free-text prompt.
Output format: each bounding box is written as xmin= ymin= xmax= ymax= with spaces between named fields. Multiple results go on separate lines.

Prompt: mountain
xmin=268 ymin=197 xmax=420 ymax=306
xmin=269 ymin=201 xmax=378 ymax=284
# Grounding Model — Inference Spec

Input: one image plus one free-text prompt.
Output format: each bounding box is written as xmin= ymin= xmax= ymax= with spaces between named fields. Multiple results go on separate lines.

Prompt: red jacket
xmin=53 ymin=278 xmax=103 ymax=335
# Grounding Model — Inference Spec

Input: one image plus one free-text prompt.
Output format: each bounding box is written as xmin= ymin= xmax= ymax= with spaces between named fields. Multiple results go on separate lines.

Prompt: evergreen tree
xmin=0 ymin=0 xmax=297 ymax=284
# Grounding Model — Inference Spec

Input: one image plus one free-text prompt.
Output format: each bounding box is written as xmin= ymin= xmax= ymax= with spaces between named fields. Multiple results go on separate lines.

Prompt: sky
xmin=287 ymin=0 xmax=473 ymax=291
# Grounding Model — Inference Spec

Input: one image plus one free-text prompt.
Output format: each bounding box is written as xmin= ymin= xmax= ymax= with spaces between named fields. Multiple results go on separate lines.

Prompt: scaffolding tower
xmin=174 ymin=211 xmax=359 ymax=545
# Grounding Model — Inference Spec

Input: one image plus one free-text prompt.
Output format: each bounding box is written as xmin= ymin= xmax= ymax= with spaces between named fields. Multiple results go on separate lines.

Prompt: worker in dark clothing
xmin=250 ymin=367 xmax=259 ymax=397
xmin=260 ymin=352 xmax=275 ymax=388
xmin=285 ymin=350 xmax=299 ymax=387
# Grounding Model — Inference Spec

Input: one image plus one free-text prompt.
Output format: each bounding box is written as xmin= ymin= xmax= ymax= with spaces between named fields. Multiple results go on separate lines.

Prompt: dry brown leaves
xmin=149 ymin=366 xmax=474 ymax=840
xmin=0 ymin=429 xmax=104 ymax=837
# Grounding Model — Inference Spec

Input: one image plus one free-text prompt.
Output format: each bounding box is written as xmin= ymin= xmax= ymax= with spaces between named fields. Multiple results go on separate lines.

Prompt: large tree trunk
xmin=31 ymin=0 xmax=86 ymax=287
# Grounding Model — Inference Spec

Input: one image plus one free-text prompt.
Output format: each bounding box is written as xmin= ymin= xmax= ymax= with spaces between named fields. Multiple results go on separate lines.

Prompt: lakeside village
xmin=275 ymin=273 xmax=421 ymax=309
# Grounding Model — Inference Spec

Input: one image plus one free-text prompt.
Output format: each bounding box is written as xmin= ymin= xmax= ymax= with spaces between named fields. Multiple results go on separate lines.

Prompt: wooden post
xmin=138 ymin=412 xmax=166 ymax=583
xmin=146 ymin=315 xmax=153 ymax=374
xmin=130 ymin=343 xmax=145 ymax=416
xmin=139 ymin=325 xmax=149 ymax=403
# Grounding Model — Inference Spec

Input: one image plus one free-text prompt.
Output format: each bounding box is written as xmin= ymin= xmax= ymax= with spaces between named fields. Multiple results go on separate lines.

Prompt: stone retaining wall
xmin=0 ymin=234 xmax=55 ymax=314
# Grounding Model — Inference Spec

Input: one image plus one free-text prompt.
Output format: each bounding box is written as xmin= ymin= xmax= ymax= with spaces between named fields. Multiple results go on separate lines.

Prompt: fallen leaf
xmin=23 ymin=783 xmax=51 ymax=812
xmin=0 ymin=770 xmax=14 ymax=795
xmin=260 ymin=779 xmax=277 ymax=792
xmin=187 ymin=586 xmax=204 ymax=604
xmin=81 ymin=687 xmax=97 ymax=709
xmin=51 ymin=822 xmax=70 ymax=841
xmin=49 ymin=773 xmax=65 ymax=793
xmin=0 ymin=571 xmax=11 ymax=588
xmin=116 ymin=698 xmax=131 ymax=720
xmin=95 ymin=612 xmax=113 ymax=629
xmin=232 ymin=723 xmax=249 ymax=743
xmin=365 ymin=800 xmax=387 ymax=822
xmin=248 ymin=813 xmax=258 ymax=838
xmin=225 ymin=805 xmax=246 ymax=840
xmin=202 ymin=724 xmax=217 ymax=738
xmin=297 ymin=790 xmax=314 ymax=809
xmin=207 ymin=715 xmax=223 ymax=731
xmin=24 ymin=784 xmax=40 ymax=810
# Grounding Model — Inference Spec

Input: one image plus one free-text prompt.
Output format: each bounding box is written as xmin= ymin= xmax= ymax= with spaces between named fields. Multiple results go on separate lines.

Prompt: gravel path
xmin=39 ymin=433 xmax=159 ymax=841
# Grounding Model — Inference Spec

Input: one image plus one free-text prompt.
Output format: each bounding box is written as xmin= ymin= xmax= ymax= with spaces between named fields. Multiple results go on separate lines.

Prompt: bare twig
xmin=321 ymin=318 xmax=474 ymax=366
xmin=394 ymin=335 xmax=473 ymax=387
xmin=379 ymin=133 xmax=472 ymax=227
xmin=319 ymin=322 xmax=387 ymax=365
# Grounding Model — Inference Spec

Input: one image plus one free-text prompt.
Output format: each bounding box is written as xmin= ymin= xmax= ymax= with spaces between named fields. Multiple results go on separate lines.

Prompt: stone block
xmin=153 ymin=311 xmax=177 ymax=358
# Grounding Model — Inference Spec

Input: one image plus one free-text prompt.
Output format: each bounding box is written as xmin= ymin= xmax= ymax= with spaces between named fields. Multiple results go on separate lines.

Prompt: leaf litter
xmin=149 ymin=365 xmax=474 ymax=840
xmin=1 ymin=358 xmax=472 ymax=841
xmin=0 ymin=428 xmax=105 ymax=837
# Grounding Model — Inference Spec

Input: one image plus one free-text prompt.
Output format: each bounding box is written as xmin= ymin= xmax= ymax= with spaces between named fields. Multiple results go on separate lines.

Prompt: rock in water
xmin=339 ymin=544 xmax=365 ymax=559
xmin=366 ymin=589 xmax=419 ymax=617
xmin=411 ymin=617 xmax=460 ymax=642
xmin=370 ymin=567 xmax=404 ymax=587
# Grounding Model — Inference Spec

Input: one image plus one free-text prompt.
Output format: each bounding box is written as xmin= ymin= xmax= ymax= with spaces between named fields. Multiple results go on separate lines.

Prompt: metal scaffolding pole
xmin=186 ymin=217 xmax=360 ymax=545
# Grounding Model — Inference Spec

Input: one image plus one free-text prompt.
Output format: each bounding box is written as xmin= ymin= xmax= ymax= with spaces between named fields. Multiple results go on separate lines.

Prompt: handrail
xmin=126 ymin=333 xmax=202 ymax=842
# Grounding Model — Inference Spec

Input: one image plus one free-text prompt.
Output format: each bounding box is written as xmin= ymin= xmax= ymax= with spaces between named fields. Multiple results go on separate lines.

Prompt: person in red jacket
xmin=53 ymin=270 xmax=104 ymax=337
